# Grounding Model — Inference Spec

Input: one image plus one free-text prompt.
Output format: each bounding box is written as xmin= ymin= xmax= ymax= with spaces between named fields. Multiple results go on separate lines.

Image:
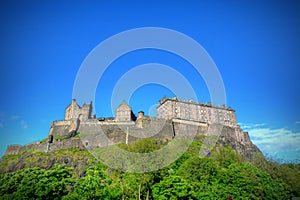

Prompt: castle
xmin=48 ymin=96 xmax=240 ymax=139
xmin=5 ymin=96 xmax=260 ymax=158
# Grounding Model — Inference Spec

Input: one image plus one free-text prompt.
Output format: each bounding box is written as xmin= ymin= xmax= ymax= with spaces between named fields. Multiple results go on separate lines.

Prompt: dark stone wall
xmin=51 ymin=125 xmax=71 ymax=137
xmin=77 ymin=119 xmax=175 ymax=149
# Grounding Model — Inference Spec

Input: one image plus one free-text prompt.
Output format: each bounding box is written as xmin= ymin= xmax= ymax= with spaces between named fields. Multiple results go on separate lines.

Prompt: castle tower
xmin=81 ymin=101 xmax=93 ymax=120
xmin=135 ymin=111 xmax=150 ymax=128
xmin=115 ymin=101 xmax=136 ymax=122
xmin=65 ymin=99 xmax=81 ymax=120
xmin=64 ymin=99 xmax=93 ymax=120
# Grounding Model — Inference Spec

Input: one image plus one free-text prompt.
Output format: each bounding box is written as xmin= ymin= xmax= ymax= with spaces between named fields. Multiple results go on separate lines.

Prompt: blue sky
xmin=0 ymin=0 xmax=299 ymax=162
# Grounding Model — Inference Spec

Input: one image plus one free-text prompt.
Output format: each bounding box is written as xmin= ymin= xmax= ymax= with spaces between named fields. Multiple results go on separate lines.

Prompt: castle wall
xmin=77 ymin=119 xmax=174 ymax=148
xmin=52 ymin=120 xmax=71 ymax=126
xmin=49 ymin=123 xmax=71 ymax=137
xmin=49 ymin=119 xmax=79 ymax=137
xmin=5 ymin=117 xmax=257 ymax=159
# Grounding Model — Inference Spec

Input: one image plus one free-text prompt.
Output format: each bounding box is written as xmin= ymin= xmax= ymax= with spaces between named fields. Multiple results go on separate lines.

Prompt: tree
xmin=152 ymin=175 xmax=193 ymax=200
xmin=211 ymin=145 xmax=242 ymax=167
xmin=63 ymin=165 xmax=120 ymax=200
xmin=0 ymin=164 xmax=72 ymax=199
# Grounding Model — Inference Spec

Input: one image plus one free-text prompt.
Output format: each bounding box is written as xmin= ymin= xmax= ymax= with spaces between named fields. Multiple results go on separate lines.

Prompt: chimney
xmin=138 ymin=111 xmax=144 ymax=119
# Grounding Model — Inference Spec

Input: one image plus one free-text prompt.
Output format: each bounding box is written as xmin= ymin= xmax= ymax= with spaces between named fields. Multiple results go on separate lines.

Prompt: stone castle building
xmin=157 ymin=96 xmax=236 ymax=127
xmin=5 ymin=96 xmax=261 ymax=159
xmin=64 ymin=99 xmax=94 ymax=120
xmin=115 ymin=101 xmax=137 ymax=122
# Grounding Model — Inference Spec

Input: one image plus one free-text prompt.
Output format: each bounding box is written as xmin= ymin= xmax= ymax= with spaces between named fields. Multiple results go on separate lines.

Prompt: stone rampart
xmin=52 ymin=120 xmax=71 ymax=126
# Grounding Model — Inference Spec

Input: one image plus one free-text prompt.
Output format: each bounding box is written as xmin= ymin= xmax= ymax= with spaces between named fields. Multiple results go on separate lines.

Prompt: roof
xmin=117 ymin=101 xmax=132 ymax=111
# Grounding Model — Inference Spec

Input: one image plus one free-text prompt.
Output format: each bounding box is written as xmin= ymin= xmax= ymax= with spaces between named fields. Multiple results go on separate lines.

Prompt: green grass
xmin=73 ymin=133 xmax=85 ymax=138
xmin=39 ymin=137 xmax=48 ymax=143
xmin=53 ymin=135 xmax=68 ymax=140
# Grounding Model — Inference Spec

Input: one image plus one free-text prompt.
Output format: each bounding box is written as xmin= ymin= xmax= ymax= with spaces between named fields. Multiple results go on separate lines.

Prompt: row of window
xmin=157 ymin=102 xmax=236 ymax=125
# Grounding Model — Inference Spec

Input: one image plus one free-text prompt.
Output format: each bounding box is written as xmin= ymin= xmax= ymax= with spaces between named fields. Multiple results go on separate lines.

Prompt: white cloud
xmin=238 ymin=122 xmax=265 ymax=130
xmin=20 ymin=120 xmax=28 ymax=129
xmin=296 ymin=121 xmax=300 ymax=124
xmin=246 ymin=126 xmax=300 ymax=162
xmin=0 ymin=112 xmax=30 ymax=130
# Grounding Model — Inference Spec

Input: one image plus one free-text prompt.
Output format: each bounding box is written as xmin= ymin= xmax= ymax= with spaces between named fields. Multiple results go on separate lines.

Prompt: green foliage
xmin=0 ymin=154 xmax=22 ymax=173
xmin=63 ymin=165 xmax=120 ymax=200
xmin=251 ymin=153 xmax=300 ymax=196
xmin=117 ymin=138 xmax=163 ymax=153
xmin=211 ymin=145 xmax=242 ymax=167
xmin=53 ymin=135 xmax=68 ymax=140
xmin=177 ymin=157 xmax=218 ymax=186
xmin=0 ymin=139 xmax=298 ymax=199
xmin=39 ymin=137 xmax=48 ymax=143
xmin=156 ymin=146 xmax=294 ymax=199
xmin=0 ymin=165 xmax=72 ymax=199
xmin=215 ymin=163 xmax=291 ymax=199
xmin=73 ymin=133 xmax=85 ymax=138
xmin=165 ymin=140 xmax=203 ymax=173
xmin=152 ymin=175 xmax=193 ymax=199
xmin=119 ymin=172 xmax=155 ymax=200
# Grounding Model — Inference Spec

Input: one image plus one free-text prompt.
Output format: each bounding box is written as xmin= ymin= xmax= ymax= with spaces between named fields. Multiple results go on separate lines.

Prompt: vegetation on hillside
xmin=0 ymin=138 xmax=299 ymax=199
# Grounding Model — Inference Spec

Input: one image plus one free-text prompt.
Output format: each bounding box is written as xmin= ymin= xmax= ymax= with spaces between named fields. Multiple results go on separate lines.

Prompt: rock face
xmin=1 ymin=148 xmax=92 ymax=173
xmin=5 ymin=145 xmax=23 ymax=155
xmin=4 ymin=139 xmax=85 ymax=156
xmin=217 ymin=126 xmax=261 ymax=159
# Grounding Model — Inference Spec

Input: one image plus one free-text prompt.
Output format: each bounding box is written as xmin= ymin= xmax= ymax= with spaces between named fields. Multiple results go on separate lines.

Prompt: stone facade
xmin=115 ymin=101 xmax=136 ymax=122
xmin=157 ymin=96 xmax=236 ymax=127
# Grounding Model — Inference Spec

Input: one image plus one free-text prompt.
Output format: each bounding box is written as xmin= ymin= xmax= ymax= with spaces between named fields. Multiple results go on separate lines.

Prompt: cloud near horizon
xmin=240 ymin=123 xmax=300 ymax=162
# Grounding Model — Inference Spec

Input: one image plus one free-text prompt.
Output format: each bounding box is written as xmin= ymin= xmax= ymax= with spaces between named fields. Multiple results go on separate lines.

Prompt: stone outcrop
xmin=5 ymin=145 xmax=23 ymax=155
